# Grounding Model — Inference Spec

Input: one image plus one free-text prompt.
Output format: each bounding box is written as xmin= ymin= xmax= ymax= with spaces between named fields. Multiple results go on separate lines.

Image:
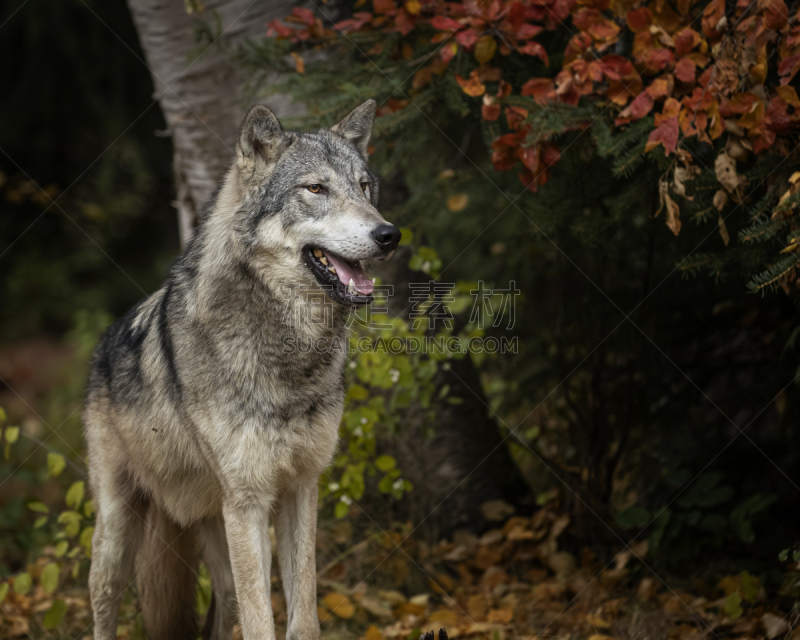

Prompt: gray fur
xmin=84 ymin=100 xmax=396 ymax=640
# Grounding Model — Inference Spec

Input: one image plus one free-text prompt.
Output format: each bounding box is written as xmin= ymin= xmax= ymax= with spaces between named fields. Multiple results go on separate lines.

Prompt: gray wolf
xmin=83 ymin=100 xmax=400 ymax=640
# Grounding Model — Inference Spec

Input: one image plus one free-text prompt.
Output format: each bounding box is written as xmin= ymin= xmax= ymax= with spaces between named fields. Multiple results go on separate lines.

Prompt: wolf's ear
xmin=331 ymin=100 xmax=376 ymax=159
xmin=237 ymin=104 xmax=285 ymax=168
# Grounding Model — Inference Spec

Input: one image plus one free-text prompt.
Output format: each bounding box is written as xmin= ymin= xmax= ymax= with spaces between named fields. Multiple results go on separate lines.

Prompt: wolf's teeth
xmin=328 ymin=266 xmax=336 ymax=274
xmin=372 ymin=278 xmax=376 ymax=285
xmin=313 ymin=249 xmax=323 ymax=258
xmin=348 ymin=279 xmax=356 ymax=295
xmin=320 ymin=256 xmax=328 ymax=265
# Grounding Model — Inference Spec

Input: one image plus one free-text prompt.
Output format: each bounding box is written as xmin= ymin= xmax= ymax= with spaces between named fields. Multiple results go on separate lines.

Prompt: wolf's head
xmin=229 ymin=100 xmax=400 ymax=306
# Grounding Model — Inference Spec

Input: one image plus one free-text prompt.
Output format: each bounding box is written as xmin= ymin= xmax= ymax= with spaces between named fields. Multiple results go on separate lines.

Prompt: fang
xmin=320 ymin=257 xmax=328 ymax=265
xmin=328 ymin=266 xmax=336 ymax=274
xmin=313 ymin=249 xmax=323 ymax=258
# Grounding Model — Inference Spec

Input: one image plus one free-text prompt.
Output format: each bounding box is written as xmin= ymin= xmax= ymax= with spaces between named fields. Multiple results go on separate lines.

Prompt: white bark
xmin=125 ymin=0 xmax=293 ymax=246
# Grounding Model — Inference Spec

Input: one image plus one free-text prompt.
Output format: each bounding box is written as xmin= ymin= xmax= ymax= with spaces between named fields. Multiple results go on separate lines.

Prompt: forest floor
xmin=1 ymin=500 xmax=798 ymax=640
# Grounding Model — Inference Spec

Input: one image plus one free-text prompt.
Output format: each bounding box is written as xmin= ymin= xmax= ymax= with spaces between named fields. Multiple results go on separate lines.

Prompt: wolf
xmin=83 ymin=100 xmax=400 ymax=640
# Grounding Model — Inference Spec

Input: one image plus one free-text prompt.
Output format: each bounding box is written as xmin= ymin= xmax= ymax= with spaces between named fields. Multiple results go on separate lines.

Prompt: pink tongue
xmin=324 ymin=252 xmax=374 ymax=295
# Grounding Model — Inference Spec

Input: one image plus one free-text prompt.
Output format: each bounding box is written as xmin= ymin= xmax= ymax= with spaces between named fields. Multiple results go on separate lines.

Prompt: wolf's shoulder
xmin=87 ymin=289 xmax=167 ymax=396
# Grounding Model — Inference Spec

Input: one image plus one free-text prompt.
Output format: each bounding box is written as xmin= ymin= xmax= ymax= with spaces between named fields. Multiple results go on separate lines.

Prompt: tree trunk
xmin=125 ymin=0 xmax=292 ymax=247
xmin=371 ymin=250 xmax=532 ymax=538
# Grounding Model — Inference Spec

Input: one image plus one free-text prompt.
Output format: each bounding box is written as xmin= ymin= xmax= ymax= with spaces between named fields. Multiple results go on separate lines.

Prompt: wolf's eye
xmin=308 ymin=184 xmax=322 ymax=194
xmin=360 ymin=182 xmax=368 ymax=192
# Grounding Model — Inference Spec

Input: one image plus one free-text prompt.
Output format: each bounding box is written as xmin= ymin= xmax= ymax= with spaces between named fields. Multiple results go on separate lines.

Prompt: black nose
xmin=371 ymin=224 xmax=401 ymax=251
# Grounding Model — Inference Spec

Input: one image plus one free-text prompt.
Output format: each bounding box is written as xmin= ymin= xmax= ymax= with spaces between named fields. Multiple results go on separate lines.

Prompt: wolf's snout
xmin=371 ymin=224 xmax=401 ymax=251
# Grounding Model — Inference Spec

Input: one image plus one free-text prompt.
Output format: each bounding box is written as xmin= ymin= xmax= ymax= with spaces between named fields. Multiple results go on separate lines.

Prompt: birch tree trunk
xmin=125 ymin=0 xmax=291 ymax=247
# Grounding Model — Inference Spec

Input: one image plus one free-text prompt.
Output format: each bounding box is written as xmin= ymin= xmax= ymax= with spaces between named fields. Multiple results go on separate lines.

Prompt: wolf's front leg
xmin=275 ymin=482 xmax=320 ymax=640
xmin=223 ymin=500 xmax=275 ymax=640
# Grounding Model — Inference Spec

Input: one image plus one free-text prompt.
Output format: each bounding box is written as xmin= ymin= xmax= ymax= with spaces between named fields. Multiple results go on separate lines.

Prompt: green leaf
xmin=779 ymin=548 xmax=789 ymax=562
xmin=0 ymin=406 xmax=6 ymax=422
xmin=334 ymin=501 xmax=349 ymax=519
xmin=58 ymin=511 xmax=82 ymax=537
xmin=42 ymin=599 xmax=67 ymax=630
xmin=41 ymin=563 xmax=59 ymax=594
xmin=375 ymin=455 xmax=396 ymax=472
xmin=80 ymin=526 xmax=95 ymax=556
xmin=740 ymin=571 xmax=759 ymax=602
xmin=730 ymin=493 xmax=777 ymax=544
xmin=398 ymin=227 xmax=413 ymax=246
xmin=28 ymin=501 xmax=49 ymax=514
xmin=4 ymin=426 xmax=19 ymax=444
xmin=0 ymin=582 xmax=8 ymax=604
xmin=34 ymin=516 xmax=48 ymax=529
xmin=47 ymin=452 xmax=66 ymax=477
xmin=615 ymin=505 xmax=650 ymax=529
xmin=724 ymin=590 xmax=742 ymax=621
xmin=347 ymin=384 xmax=369 ymax=401
xmin=378 ymin=475 xmax=393 ymax=493
xmin=65 ymin=481 xmax=85 ymax=510
xmin=83 ymin=499 xmax=95 ymax=518
xmin=13 ymin=572 xmax=32 ymax=595
xmin=55 ymin=541 xmax=69 ymax=558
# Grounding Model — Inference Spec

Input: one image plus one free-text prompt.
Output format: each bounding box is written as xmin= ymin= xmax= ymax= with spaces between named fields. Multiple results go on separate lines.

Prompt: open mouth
xmin=303 ymin=246 xmax=375 ymax=306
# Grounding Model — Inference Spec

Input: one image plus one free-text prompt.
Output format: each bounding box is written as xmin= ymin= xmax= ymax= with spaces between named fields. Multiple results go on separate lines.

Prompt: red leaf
xmin=267 ymin=19 xmax=294 ymax=37
xmin=430 ymin=15 xmax=462 ymax=30
xmin=373 ymin=0 xmax=396 ymax=13
xmin=482 ymin=96 xmax=501 ymax=121
xmin=518 ymin=41 xmax=549 ymax=64
xmin=619 ymin=91 xmax=654 ymax=120
xmin=675 ymin=58 xmax=696 ymax=83
xmin=292 ymin=7 xmax=315 ymax=25
xmin=673 ymin=28 xmax=700 ymax=56
xmin=521 ymin=77 xmax=554 ymax=104
xmin=702 ymin=0 xmax=725 ymax=38
xmin=626 ymin=7 xmax=652 ymax=32
xmin=646 ymin=116 xmax=679 ymax=155
xmin=719 ymin=92 xmax=759 ymax=116
xmin=334 ymin=12 xmax=373 ymax=31
xmin=455 ymin=29 xmax=479 ymax=48
xmin=763 ymin=0 xmax=789 ymax=30
xmin=506 ymin=106 xmax=529 ymax=129
xmin=779 ymin=52 xmax=800 ymax=84
xmin=517 ymin=24 xmax=543 ymax=39
xmin=598 ymin=55 xmax=634 ymax=80
xmin=394 ymin=8 xmax=415 ymax=34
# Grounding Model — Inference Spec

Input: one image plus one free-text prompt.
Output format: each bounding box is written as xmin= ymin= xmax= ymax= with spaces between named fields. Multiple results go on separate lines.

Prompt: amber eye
xmin=308 ymin=184 xmax=322 ymax=193
xmin=361 ymin=182 xmax=368 ymax=192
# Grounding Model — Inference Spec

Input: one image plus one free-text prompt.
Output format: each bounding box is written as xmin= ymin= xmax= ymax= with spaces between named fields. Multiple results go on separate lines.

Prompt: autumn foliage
xmin=267 ymin=0 xmax=800 ymax=291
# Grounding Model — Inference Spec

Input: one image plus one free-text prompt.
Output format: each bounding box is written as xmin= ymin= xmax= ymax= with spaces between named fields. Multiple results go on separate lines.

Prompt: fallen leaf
xmin=359 ymin=596 xmax=393 ymax=618
xmin=713 ymin=189 xmax=728 ymax=211
xmin=322 ymin=592 xmax=355 ymax=619
xmin=665 ymin=193 xmax=681 ymax=236
xmin=429 ymin=608 xmax=459 ymax=626
xmin=586 ymin=613 xmax=611 ymax=629
xmin=481 ymin=500 xmax=514 ymax=522
xmin=487 ymin=607 xmax=514 ymax=623
xmin=365 ymin=626 xmax=384 ymax=640
xmin=714 ymin=152 xmax=740 ymax=194
xmin=763 ymin=612 xmax=789 ymax=639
